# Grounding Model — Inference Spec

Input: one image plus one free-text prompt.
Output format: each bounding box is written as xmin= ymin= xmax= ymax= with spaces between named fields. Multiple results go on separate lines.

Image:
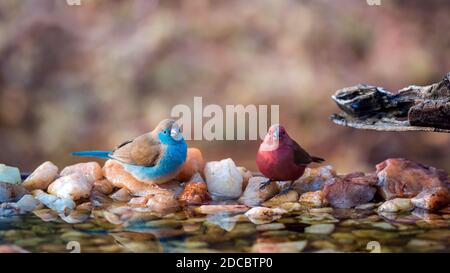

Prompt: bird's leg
xmin=259 ymin=179 xmax=274 ymax=190
xmin=279 ymin=181 xmax=293 ymax=195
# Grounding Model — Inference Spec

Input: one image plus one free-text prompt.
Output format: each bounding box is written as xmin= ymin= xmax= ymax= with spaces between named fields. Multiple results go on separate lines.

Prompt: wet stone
xmin=304 ymin=224 xmax=335 ymax=235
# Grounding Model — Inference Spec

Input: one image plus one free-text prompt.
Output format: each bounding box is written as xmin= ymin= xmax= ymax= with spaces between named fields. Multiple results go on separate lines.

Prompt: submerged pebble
xmin=245 ymin=207 xmax=287 ymax=225
xmin=195 ymin=204 xmax=249 ymax=215
xmin=251 ymin=240 xmax=307 ymax=253
xmin=378 ymin=198 xmax=414 ymax=213
xmin=304 ymin=224 xmax=335 ymax=234
xmin=0 ymin=244 xmax=29 ymax=253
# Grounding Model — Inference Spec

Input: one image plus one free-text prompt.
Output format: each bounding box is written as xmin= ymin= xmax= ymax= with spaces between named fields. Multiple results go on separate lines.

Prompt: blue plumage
xmin=72 ymin=151 xmax=111 ymax=158
xmin=72 ymin=119 xmax=187 ymax=184
xmin=123 ymin=140 xmax=187 ymax=183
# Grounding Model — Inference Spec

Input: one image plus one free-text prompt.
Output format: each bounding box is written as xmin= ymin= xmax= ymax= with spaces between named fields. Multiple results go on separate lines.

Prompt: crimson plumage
xmin=256 ymin=124 xmax=324 ymax=184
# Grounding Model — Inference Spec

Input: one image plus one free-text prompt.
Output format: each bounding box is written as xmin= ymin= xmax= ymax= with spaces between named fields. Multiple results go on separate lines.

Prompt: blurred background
xmin=0 ymin=0 xmax=449 ymax=173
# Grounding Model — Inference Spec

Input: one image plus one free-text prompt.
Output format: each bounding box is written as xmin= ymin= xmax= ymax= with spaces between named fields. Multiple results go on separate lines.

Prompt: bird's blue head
xmin=155 ymin=119 xmax=185 ymax=145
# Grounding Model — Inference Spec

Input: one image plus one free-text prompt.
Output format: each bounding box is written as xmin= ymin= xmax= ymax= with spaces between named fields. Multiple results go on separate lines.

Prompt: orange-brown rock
xmin=103 ymin=159 xmax=161 ymax=196
xmin=411 ymin=187 xmax=449 ymax=211
xmin=176 ymin=148 xmax=205 ymax=182
xmin=61 ymin=162 xmax=103 ymax=183
xmin=376 ymin=158 xmax=448 ymax=200
xmin=93 ymin=179 xmax=114 ymax=195
xmin=178 ymin=181 xmax=211 ymax=206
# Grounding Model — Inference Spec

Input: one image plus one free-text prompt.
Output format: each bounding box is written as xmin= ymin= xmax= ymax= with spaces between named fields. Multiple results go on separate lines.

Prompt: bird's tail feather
xmin=72 ymin=150 xmax=111 ymax=158
xmin=311 ymin=156 xmax=325 ymax=163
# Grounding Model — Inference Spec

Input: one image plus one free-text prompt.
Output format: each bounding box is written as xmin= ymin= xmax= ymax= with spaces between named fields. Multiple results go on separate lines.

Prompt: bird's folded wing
xmin=111 ymin=133 xmax=161 ymax=166
xmin=292 ymin=141 xmax=313 ymax=166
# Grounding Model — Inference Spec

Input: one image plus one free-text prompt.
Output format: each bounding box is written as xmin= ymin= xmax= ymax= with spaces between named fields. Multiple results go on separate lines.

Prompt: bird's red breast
xmin=256 ymin=124 xmax=323 ymax=181
xmin=256 ymin=144 xmax=306 ymax=181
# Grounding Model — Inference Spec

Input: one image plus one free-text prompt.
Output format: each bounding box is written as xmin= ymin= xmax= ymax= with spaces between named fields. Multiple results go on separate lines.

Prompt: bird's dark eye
xmin=163 ymin=130 xmax=167 ymax=134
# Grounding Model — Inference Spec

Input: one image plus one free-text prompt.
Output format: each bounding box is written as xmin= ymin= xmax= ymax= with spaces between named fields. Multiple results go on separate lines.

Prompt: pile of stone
xmin=0 ymin=148 xmax=448 ymax=225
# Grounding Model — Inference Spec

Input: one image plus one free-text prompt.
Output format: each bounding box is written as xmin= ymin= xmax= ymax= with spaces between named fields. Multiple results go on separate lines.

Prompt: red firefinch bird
xmin=256 ymin=124 xmax=324 ymax=189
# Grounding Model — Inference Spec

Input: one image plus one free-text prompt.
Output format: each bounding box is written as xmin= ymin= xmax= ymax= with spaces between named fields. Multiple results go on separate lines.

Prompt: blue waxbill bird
xmin=72 ymin=119 xmax=187 ymax=184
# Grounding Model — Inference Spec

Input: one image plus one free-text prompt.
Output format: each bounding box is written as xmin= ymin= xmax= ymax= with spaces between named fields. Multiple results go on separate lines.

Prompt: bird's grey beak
xmin=170 ymin=124 xmax=182 ymax=141
xmin=272 ymin=129 xmax=279 ymax=140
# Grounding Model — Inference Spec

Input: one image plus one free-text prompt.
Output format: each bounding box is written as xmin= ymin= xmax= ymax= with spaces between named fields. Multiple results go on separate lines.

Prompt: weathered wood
xmin=331 ymin=72 xmax=450 ymax=133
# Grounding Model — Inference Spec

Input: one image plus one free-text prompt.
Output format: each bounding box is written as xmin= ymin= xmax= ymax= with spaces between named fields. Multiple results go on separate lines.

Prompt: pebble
xmin=256 ymin=223 xmax=285 ymax=231
xmin=263 ymin=190 xmax=298 ymax=207
xmin=146 ymin=191 xmax=180 ymax=214
xmin=33 ymin=189 xmax=76 ymax=215
xmin=355 ymin=202 xmax=379 ymax=210
xmin=298 ymin=191 xmax=327 ymax=208
xmin=0 ymin=194 xmax=41 ymax=216
xmin=204 ymin=158 xmax=243 ymax=200
xmin=245 ymin=207 xmax=287 ymax=225
xmin=206 ymin=213 xmax=238 ymax=232
xmin=128 ymin=196 xmax=148 ymax=206
xmin=110 ymin=188 xmax=132 ymax=202
xmin=371 ymin=222 xmax=397 ymax=230
xmin=377 ymin=198 xmax=414 ymax=213
xmin=59 ymin=207 xmax=91 ymax=224
xmin=0 ymin=182 xmax=28 ymax=203
xmin=309 ymin=207 xmax=333 ymax=213
xmin=33 ymin=209 xmax=59 ymax=222
xmin=48 ymin=173 xmax=93 ymax=201
xmin=406 ymin=239 xmax=446 ymax=252
xmin=22 ymin=161 xmax=59 ymax=191
xmin=60 ymin=162 xmax=103 ymax=183
xmin=93 ymin=179 xmax=114 ymax=195
xmin=411 ymin=187 xmax=449 ymax=211
xmin=0 ymin=244 xmax=29 ymax=253
xmin=275 ymin=202 xmax=303 ymax=212
xmin=176 ymin=148 xmax=205 ymax=182
xmin=0 ymin=164 xmax=21 ymax=184
xmin=237 ymin=167 xmax=253 ymax=190
xmin=292 ymin=165 xmax=336 ymax=194
xmin=304 ymin=223 xmax=335 ymax=234
xmin=195 ymin=204 xmax=249 ymax=215
xmin=251 ymin=240 xmax=307 ymax=253
xmin=15 ymin=194 xmax=41 ymax=213
xmin=178 ymin=181 xmax=211 ymax=206
xmin=103 ymin=159 xmax=161 ymax=196
xmin=239 ymin=177 xmax=279 ymax=206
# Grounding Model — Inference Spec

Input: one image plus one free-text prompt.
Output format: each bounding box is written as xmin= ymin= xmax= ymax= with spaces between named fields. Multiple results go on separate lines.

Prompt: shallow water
xmin=0 ymin=207 xmax=448 ymax=253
